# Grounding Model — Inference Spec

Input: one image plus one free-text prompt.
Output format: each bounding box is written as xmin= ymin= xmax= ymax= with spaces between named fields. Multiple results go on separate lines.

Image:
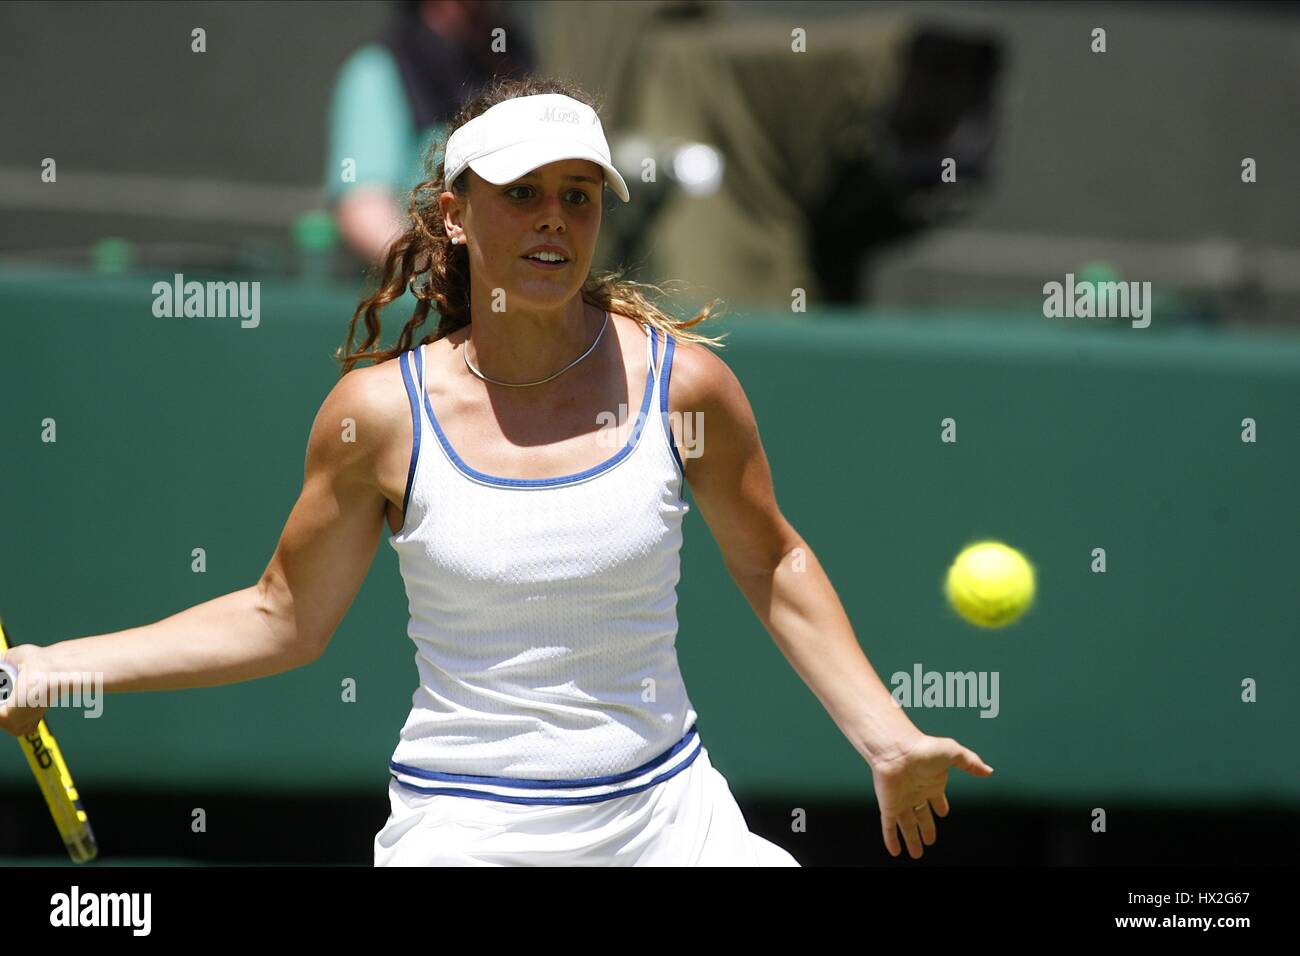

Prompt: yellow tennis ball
xmin=945 ymin=541 xmax=1036 ymax=629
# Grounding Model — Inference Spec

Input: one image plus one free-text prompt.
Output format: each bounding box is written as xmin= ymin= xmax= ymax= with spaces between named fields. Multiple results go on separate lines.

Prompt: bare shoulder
xmin=664 ymin=334 xmax=751 ymax=424
xmin=307 ymin=354 xmax=412 ymax=476
xmin=327 ymin=356 xmax=409 ymax=431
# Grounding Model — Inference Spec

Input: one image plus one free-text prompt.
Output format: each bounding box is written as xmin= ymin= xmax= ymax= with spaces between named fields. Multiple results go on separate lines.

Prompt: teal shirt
xmin=324 ymin=44 xmax=447 ymax=207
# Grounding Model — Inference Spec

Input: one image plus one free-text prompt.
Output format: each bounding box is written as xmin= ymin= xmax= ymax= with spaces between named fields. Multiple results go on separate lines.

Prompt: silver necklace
xmin=463 ymin=311 xmax=609 ymax=388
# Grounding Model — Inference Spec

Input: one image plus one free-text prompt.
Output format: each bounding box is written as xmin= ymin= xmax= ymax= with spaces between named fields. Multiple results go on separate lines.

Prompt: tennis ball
xmin=944 ymin=541 xmax=1035 ymax=629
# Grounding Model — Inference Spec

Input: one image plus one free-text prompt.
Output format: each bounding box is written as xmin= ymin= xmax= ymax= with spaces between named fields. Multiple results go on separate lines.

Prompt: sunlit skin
xmin=0 ymin=152 xmax=995 ymax=866
xmin=439 ymin=159 xmax=608 ymax=387
xmin=436 ymin=156 xmax=995 ymax=861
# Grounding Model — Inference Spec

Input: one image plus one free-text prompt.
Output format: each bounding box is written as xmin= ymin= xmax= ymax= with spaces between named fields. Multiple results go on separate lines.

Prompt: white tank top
xmin=385 ymin=318 xmax=702 ymax=805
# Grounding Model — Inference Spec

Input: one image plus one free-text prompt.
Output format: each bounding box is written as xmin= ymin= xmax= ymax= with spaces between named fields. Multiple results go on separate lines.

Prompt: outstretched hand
xmin=870 ymin=733 xmax=994 ymax=859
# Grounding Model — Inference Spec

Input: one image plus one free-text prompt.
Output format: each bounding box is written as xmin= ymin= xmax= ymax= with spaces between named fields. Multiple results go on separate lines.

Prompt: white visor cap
xmin=443 ymin=93 xmax=630 ymax=203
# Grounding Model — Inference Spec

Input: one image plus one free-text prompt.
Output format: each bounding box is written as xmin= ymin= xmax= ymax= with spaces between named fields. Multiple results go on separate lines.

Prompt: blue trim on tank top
xmin=389 ymin=721 xmax=698 ymax=789
xmin=397 ymin=349 xmax=423 ymax=520
xmin=422 ymin=324 xmax=661 ymax=489
xmin=660 ymin=332 xmax=685 ymax=479
xmin=390 ymin=744 xmax=703 ymax=806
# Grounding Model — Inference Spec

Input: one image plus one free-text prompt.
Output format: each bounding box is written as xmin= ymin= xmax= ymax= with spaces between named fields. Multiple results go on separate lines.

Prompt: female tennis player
xmin=1 ymin=76 xmax=993 ymax=866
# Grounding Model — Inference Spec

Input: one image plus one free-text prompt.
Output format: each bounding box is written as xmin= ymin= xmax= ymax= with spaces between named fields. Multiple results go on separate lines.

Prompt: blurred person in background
xmin=326 ymin=0 xmax=535 ymax=265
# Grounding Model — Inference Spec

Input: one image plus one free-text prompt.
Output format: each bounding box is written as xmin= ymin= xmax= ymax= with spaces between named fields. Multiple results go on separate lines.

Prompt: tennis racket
xmin=0 ymin=617 xmax=98 ymax=863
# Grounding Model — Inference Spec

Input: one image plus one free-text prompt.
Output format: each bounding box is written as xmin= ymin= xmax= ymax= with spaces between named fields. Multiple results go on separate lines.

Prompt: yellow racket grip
xmin=0 ymin=619 xmax=99 ymax=863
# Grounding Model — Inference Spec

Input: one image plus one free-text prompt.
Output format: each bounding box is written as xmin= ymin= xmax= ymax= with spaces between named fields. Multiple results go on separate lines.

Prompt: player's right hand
xmin=0 ymin=644 xmax=51 ymax=737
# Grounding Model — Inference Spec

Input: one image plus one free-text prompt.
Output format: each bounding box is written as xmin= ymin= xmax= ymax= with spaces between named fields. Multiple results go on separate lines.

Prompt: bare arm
xmin=671 ymin=341 xmax=993 ymax=859
xmin=672 ymin=344 xmax=919 ymax=764
xmin=335 ymin=185 xmax=405 ymax=264
xmin=1 ymin=365 xmax=394 ymax=709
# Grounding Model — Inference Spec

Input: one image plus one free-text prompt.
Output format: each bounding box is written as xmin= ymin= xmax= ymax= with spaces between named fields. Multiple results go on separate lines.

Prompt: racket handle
xmin=1 ymin=619 xmax=99 ymax=863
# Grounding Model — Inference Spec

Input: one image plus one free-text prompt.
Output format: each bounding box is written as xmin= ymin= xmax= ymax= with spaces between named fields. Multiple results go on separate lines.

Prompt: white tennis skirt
xmin=373 ymin=746 xmax=800 ymax=866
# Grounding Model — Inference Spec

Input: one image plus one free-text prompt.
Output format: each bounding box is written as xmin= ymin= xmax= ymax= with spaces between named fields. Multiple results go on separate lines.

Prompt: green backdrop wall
xmin=2 ymin=268 xmax=1297 ymax=807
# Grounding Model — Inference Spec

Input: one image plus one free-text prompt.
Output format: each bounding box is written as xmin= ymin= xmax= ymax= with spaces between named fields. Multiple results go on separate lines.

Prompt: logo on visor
xmin=540 ymin=105 xmax=581 ymax=125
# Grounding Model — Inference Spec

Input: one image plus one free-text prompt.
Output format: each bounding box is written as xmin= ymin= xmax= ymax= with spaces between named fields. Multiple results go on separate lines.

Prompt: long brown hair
xmin=334 ymin=74 xmax=729 ymax=376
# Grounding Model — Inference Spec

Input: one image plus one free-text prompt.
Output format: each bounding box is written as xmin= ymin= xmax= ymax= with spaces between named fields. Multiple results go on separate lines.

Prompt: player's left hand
xmin=869 ymin=733 xmax=994 ymax=859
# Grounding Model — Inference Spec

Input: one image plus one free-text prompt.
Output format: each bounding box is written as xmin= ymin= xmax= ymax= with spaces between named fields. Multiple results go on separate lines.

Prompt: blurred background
xmin=1 ymin=0 xmax=1298 ymax=866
